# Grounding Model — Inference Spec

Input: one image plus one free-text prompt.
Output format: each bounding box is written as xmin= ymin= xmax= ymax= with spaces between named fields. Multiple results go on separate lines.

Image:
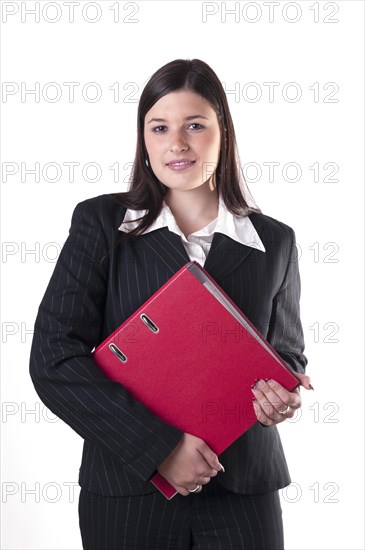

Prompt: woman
xmin=29 ymin=58 xmax=311 ymax=549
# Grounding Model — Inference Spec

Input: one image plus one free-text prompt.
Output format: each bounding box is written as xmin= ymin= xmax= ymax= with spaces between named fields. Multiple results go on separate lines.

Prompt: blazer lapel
xmin=133 ymin=228 xmax=191 ymax=273
xmin=133 ymin=212 xmax=265 ymax=282
xmin=203 ymin=212 xmax=264 ymax=280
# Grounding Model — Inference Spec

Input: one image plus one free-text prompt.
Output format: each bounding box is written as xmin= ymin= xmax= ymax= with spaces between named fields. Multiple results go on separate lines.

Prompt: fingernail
xmin=309 ymin=384 xmax=314 ymax=391
xmin=218 ymin=463 xmax=225 ymax=473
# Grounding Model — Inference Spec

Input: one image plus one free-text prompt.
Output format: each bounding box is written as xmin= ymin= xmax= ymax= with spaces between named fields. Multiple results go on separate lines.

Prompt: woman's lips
xmin=167 ymin=160 xmax=196 ymax=171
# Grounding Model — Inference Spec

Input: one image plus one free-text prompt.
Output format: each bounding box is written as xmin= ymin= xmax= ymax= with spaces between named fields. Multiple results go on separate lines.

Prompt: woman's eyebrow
xmin=146 ymin=114 xmax=209 ymax=124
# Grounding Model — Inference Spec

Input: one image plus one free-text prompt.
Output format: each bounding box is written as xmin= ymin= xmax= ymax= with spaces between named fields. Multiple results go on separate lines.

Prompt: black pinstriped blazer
xmin=29 ymin=193 xmax=308 ymax=497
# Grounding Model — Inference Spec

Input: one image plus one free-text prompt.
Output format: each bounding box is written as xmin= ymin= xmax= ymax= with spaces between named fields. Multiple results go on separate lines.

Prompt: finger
xmin=252 ymin=399 xmax=283 ymax=426
xmin=200 ymin=476 xmax=214 ymax=485
xmin=251 ymin=380 xmax=295 ymax=417
xmin=295 ymin=372 xmax=314 ymax=390
xmin=180 ymin=485 xmax=196 ymax=496
xmin=179 ymin=487 xmax=191 ymax=497
xmin=198 ymin=446 xmax=222 ymax=473
xmin=198 ymin=451 xmax=224 ymax=475
xmin=187 ymin=484 xmax=203 ymax=494
xmin=266 ymin=379 xmax=302 ymax=409
xmin=252 ymin=379 xmax=301 ymax=411
xmin=251 ymin=379 xmax=288 ymax=414
xmin=253 ymin=395 xmax=296 ymax=425
xmin=253 ymin=396 xmax=289 ymax=424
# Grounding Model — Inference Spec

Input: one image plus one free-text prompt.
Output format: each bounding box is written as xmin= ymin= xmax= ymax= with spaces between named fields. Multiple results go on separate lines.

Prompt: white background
xmin=1 ymin=1 xmax=364 ymax=549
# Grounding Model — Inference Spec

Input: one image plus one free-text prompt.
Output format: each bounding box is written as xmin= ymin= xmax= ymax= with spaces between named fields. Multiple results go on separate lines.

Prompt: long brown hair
xmin=107 ymin=58 xmax=261 ymax=255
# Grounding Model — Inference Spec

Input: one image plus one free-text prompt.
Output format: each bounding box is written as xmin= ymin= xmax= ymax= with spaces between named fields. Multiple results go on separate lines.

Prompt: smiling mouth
xmin=166 ymin=160 xmax=196 ymax=172
xmin=167 ymin=160 xmax=196 ymax=166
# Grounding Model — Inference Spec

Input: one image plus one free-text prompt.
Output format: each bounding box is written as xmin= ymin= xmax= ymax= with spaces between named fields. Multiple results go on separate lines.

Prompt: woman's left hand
xmin=251 ymin=373 xmax=313 ymax=426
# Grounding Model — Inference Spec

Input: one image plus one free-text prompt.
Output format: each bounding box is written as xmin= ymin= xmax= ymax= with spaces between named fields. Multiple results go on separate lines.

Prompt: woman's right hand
xmin=156 ymin=433 xmax=225 ymax=496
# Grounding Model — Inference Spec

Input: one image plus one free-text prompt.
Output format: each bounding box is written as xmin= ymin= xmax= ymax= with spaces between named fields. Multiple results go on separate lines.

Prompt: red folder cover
xmin=92 ymin=261 xmax=300 ymax=499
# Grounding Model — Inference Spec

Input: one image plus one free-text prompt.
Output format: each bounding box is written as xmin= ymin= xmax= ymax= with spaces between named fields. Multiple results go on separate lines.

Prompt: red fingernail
xmin=309 ymin=384 xmax=314 ymax=390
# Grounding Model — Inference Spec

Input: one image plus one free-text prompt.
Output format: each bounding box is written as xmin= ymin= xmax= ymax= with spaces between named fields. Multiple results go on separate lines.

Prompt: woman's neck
xmin=163 ymin=179 xmax=219 ymax=238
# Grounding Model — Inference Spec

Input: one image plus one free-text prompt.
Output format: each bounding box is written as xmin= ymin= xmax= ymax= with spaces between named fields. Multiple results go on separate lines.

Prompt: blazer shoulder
xmin=250 ymin=211 xmax=296 ymax=241
xmin=71 ymin=192 xmax=128 ymax=230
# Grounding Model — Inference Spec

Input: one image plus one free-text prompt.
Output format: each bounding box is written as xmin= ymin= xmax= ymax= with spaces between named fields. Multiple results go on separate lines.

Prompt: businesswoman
xmin=29 ymin=58 xmax=312 ymax=549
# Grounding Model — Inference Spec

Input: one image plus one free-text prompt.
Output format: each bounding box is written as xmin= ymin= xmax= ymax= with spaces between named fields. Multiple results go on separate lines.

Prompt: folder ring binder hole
xmin=108 ymin=343 xmax=128 ymax=363
xmin=140 ymin=313 xmax=159 ymax=334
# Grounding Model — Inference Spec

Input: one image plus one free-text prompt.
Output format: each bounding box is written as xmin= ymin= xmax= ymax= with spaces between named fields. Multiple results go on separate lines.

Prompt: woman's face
xmin=144 ymin=89 xmax=222 ymax=192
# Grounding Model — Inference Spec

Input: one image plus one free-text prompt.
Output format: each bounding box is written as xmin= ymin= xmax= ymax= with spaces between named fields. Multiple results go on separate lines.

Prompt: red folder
xmin=93 ymin=261 xmax=300 ymax=499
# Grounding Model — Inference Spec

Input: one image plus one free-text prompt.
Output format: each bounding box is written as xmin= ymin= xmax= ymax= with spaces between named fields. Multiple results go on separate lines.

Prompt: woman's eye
xmin=152 ymin=126 xmax=167 ymax=133
xmin=188 ymin=123 xmax=203 ymax=130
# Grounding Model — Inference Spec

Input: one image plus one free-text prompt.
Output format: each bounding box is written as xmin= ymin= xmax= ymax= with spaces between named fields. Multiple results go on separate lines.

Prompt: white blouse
xmin=119 ymin=194 xmax=266 ymax=267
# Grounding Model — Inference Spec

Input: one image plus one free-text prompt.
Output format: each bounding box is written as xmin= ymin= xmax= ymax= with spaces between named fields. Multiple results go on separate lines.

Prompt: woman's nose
xmin=169 ymin=132 xmax=188 ymax=152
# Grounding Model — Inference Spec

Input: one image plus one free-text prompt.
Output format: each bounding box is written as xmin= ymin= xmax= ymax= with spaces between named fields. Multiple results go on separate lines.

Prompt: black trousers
xmin=78 ymin=474 xmax=284 ymax=550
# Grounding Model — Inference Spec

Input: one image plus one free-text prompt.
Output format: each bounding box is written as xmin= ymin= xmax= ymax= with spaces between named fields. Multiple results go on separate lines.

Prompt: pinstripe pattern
xmin=78 ymin=473 xmax=284 ymax=549
xmin=29 ymin=192 xmax=308 ymax=499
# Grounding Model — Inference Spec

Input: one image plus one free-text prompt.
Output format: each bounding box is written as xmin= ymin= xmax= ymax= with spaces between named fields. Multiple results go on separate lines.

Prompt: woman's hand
xmin=157 ymin=433 xmax=224 ymax=496
xmin=251 ymin=373 xmax=313 ymax=427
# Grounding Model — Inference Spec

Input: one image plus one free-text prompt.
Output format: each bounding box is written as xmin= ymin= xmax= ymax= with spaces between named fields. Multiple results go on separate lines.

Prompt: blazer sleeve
xmin=29 ymin=199 xmax=184 ymax=483
xmin=266 ymin=227 xmax=308 ymax=375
